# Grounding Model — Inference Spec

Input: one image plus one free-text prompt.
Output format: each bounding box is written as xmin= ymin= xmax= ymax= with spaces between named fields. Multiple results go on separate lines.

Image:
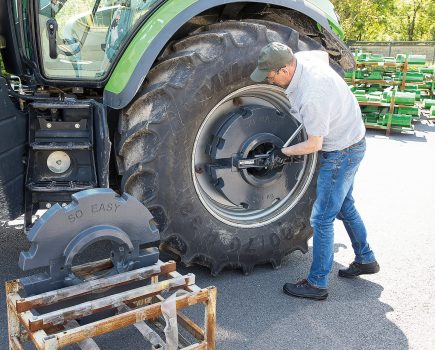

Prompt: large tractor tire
xmin=117 ymin=20 xmax=338 ymax=275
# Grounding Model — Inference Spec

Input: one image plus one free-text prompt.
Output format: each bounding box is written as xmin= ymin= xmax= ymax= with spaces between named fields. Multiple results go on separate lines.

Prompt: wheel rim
xmin=192 ymin=84 xmax=317 ymax=228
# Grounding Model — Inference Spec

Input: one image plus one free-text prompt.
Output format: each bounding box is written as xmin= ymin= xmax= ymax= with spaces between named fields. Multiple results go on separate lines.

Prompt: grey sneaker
xmin=283 ymin=279 xmax=328 ymax=300
xmin=338 ymin=261 xmax=380 ymax=278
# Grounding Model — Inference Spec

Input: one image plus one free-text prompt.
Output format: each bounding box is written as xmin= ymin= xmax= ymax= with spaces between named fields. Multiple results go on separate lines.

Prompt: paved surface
xmin=1 ymin=121 xmax=434 ymax=349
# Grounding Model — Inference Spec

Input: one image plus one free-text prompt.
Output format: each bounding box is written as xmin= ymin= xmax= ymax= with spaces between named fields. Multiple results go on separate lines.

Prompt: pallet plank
xmin=9 ymin=336 xmax=24 ymax=350
xmin=205 ymin=287 xmax=217 ymax=350
xmin=16 ymin=261 xmax=176 ymax=313
xmin=28 ymin=329 xmax=49 ymax=350
xmin=55 ymin=289 xmax=210 ymax=348
xmin=6 ymin=281 xmax=22 ymax=350
xmin=182 ymin=342 xmax=208 ymax=350
xmin=29 ymin=274 xmax=196 ymax=331
xmin=65 ymin=320 xmax=100 ymax=350
xmin=117 ymin=303 xmax=165 ymax=349
xmin=72 ymin=259 xmax=114 ymax=277
xmin=168 ymin=270 xmax=201 ymax=292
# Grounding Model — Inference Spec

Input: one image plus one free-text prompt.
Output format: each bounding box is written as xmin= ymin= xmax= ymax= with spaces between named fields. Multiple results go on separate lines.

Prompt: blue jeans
xmin=307 ymin=138 xmax=376 ymax=288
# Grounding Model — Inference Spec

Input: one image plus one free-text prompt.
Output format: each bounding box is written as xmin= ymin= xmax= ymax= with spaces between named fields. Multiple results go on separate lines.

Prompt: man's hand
xmin=267 ymin=147 xmax=291 ymax=170
xmin=266 ymin=147 xmax=304 ymax=170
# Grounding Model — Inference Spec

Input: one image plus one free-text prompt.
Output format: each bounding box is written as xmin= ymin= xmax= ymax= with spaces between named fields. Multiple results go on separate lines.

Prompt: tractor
xmin=0 ymin=0 xmax=354 ymax=275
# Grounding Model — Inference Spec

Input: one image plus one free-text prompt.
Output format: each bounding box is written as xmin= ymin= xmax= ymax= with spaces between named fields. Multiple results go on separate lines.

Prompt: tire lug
xmin=195 ymin=166 xmax=203 ymax=174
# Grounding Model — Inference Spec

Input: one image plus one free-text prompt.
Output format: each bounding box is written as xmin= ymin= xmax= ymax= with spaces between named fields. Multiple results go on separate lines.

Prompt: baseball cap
xmin=250 ymin=42 xmax=294 ymax=82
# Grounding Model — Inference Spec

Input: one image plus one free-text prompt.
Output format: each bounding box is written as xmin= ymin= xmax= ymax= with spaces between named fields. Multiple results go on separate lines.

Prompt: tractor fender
xmin=103 ymin=0 xmax=342 ymax=110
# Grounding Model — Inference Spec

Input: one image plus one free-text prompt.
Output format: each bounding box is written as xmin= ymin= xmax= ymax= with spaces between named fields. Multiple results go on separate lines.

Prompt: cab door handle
xmin=46 ymin=19 xmax=58 ymax=59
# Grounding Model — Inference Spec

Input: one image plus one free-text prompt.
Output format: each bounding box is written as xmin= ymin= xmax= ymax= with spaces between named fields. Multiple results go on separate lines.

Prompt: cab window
xmin=38 ymin=0 xmax=159 ymax=79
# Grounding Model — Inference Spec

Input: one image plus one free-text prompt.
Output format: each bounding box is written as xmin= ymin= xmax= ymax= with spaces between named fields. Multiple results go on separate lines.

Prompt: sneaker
xmin=338 ymin=261 xmax=380 ymax=278
xmin=283 ymin=279 xmax=328 ymax=300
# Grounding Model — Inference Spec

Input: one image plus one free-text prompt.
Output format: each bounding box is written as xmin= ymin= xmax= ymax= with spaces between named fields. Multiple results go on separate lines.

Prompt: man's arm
xmin=281 ymin=134 xmax=323 ymax=156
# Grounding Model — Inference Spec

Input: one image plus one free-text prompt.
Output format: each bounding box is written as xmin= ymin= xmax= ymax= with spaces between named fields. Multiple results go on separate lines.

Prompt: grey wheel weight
xmin=117 ymin=20 xmax=333 ymax=275
xmin=19 ymin=189 xmax=160 ymax=295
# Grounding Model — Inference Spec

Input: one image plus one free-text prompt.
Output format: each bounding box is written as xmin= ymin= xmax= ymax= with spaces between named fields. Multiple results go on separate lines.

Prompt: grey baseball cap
xmin=250 ymin=42 xmax=294 ymax=82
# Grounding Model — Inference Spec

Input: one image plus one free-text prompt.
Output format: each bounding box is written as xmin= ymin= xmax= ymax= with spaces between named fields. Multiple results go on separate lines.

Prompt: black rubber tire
xmin=117 ymin=20 xmax=334 ymax=275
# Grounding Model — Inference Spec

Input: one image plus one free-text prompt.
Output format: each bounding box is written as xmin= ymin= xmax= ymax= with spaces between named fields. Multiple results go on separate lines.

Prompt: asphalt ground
xmin=1 ymin=120 xmax=434 ymax=349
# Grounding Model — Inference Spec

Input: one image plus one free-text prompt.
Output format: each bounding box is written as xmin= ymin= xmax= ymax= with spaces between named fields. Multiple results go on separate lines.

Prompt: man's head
xmin=250 ymin=42 xmax=296 ymax=88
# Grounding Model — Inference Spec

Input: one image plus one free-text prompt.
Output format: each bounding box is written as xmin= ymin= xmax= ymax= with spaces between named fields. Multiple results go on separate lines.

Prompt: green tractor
xmin=0 ymin=0 xmax=353 ymax=275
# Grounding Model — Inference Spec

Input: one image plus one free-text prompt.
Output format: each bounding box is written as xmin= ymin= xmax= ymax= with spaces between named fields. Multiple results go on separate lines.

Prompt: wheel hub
xmin=205 ymin=105 xmax=301 ymax=210
xmin=192 ymin=84 xmax=316 ymax=228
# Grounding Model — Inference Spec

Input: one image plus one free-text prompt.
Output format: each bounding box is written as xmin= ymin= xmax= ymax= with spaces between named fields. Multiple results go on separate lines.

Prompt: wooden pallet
xmin=6 ymin=260 xmax=216 ymax=350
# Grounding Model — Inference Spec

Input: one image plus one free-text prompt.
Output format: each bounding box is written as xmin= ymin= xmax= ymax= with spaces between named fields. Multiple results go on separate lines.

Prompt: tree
xmin=331 ymin=0 xmax=434 ymax=41
xmin=331 ymin=0 xmax=395 ymax=41
xmin=395 ymin=0 xmax=433 ymax=41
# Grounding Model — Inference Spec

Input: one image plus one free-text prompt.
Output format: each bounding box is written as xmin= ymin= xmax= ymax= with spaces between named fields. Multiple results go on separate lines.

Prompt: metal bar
xmin=283 ymin=124 xmax=304 ymax=147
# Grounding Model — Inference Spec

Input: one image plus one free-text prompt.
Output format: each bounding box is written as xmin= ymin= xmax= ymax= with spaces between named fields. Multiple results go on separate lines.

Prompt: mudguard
xmin=104 ymin=0 xmax=344 ymax=109
xmin=0 ymin=78 xmax=27 ymax=220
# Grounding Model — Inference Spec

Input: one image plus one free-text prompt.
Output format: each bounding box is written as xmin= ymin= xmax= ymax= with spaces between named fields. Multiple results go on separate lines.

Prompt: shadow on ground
xmin=365 ymin=119 xmax=435 ymax=144
xmin=176 ymin=244 xmax=408 ymax=350
xmin=0 ymin=228 xmax=408 ymax=350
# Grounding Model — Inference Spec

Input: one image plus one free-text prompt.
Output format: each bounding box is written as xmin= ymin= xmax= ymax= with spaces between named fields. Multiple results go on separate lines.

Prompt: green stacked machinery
xmin=345 ymin=51 xmax=435 ymax=130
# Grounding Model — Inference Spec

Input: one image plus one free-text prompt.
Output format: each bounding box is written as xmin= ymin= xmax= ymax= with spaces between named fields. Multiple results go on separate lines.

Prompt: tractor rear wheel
xmin=117 ymin=20 xmax=334 ymax=275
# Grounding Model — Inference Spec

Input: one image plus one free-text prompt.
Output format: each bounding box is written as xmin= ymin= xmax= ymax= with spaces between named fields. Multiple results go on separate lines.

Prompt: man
xmin=251 ymin=42 xmax=379 ymax=300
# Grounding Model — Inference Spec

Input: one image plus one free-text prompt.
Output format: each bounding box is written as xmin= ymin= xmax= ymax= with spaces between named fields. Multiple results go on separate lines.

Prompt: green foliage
xmin=331 ymin=0 xmax=435 ymax=41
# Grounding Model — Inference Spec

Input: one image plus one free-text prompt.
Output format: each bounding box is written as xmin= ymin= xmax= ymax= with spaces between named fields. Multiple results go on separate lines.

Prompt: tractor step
xmin=30 ymin=141 xmax=92 ymax=150
xmin=26 ymin=180 xmax=95 ymax=192
xmin=6 ymin=259 xmax=217 ymax=350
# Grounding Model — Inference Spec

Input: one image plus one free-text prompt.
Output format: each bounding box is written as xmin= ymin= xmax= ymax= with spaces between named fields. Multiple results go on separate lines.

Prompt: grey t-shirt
xmin=285 ymin=51 xmax=365 ymax=151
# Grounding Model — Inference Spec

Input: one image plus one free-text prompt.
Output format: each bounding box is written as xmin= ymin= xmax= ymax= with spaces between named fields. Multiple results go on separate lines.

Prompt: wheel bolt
xmin=195 ymin=166 xmax=203 ymax=174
